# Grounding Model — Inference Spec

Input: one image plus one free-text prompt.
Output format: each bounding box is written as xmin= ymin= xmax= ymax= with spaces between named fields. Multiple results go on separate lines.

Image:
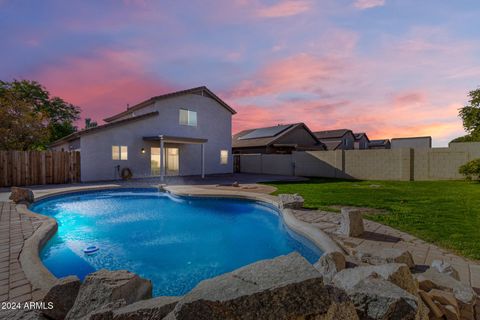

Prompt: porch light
xmin=141 ymin=148 xmax=146 ymax=154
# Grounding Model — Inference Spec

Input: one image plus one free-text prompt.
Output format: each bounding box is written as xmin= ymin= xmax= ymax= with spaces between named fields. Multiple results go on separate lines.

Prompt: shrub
xmin=459 ymin=159 xmax=480 ymax=181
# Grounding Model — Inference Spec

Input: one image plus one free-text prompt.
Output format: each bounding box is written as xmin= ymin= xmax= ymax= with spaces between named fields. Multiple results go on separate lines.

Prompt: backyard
xmin=265 ymin=178 xmax=480 ymax=260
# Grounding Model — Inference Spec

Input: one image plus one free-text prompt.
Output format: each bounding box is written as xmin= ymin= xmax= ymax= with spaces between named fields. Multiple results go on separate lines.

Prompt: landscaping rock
xmin=418 ymin=290 xmax=444 ymax=319
xmin=66 ymin=269 xmax=152 ymax=320
xmin=9 ymin=186 xmax=34 ymax=204
xmin=416 ymin=268 xmax=477 ymax=320
xmin=474 ymin=297 xmax=480 ymax=320
xmin=0 ymin=309 xmax=48 ymax=320
xmin=313 ymin=251 xmax=346 ymax=283
xmin=167 ymin=252 xmax=359 ymax=320
xmin=442 ymin=304 xmax=461 ymax=320
xmin=429 ymin=289 xmax=459 ymax=312
xmin=345 ymin=277 xmax=427 ymax=320
xmin=338 ymin=208 xmax=364 ymax=237
xmin=431 ymin=260 xmax=461 ymax=281
xmin=353 ymin=247 xmax=415 ymax=268
xmin=333 ymin=263 xmax=418 ymax=295
xmin=42 ymin=275 xmax=81 ymax=320
xmin=278 ymin=193 xmax=304 ymax=209
xmin=111 ymin=296 xmax=180 ymax=320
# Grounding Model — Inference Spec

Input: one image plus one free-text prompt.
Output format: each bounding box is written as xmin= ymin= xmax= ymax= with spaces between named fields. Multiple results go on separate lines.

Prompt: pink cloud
xmin=30 ymin=49 xmax=174 ymax=126
xmin=229 ymin=53 xmax=344 ymax=98
xmin=255 ymin=0 xmax=312 ymax=18
xmin=353 ymin=0 xmax=385 ymax=9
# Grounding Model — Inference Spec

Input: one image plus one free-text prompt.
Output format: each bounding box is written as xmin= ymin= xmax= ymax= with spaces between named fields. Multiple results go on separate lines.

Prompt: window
xmin=179 ymin=109 xmax=197 ymax=126
xmin=121 ymin=146 xmax=128 ymax=160
xmin=112 ymin=146 xmax=120 ymax=160
xmin=112 ymin=145 xmax=128 ymax=160
xmin=220 ymin=150 xmax=228 ymax=165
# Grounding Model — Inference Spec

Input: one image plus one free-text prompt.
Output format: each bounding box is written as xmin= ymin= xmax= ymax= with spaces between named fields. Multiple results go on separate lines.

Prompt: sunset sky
xmin=1 ymin=0 xmax=480 ymax=146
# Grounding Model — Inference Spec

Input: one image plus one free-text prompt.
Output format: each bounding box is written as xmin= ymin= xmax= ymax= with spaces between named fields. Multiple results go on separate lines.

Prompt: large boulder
xmin=353 ymin=247 xmax=415 ymax=268
xmin=278 ymin=194 xmax=304 ymax=209
xmin=9 ymin=187 xmax=34 ymax=204
xmin=166 ymin=252 xmax=359 ymax=320
xmin=345 ymin=277 xmax=427 ymax=320
xmin=0 ymin=309 xmax=48 ymax=320
xmin=338 ymin=208 xmax=364 ymax=237
xmin=42 ymin=276 xmax=81 ymax=320
xmin=333 ymin=263 xmax=418 ymax=295
xmin=66 ymin=270 xmax=152 ymax=320
xmin=313 ymin=251 xmax=346 ymax=284
xmin=430 ymin=260 xmax=461 ymax=281
xmin=112 ymin=296 xmax=180 ymax=320
xmin=87 ymin=296 xmax=181 ymax=320
xmin=416 ymin=268 xmax=477 ymax=320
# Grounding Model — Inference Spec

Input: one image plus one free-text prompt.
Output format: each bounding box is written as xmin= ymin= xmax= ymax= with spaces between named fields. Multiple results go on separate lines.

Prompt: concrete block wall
xmin=237 ymin=142 xmax=480 ymax=181
xmin=343 ymin=148 xmax=412 ymax=181
xmin=293 ymin=151 xmax=343 ymax=178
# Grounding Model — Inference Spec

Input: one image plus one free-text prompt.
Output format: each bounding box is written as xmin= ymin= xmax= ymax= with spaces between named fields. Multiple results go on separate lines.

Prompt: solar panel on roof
xmin=238 ymin=124 xmax=293 ymax=140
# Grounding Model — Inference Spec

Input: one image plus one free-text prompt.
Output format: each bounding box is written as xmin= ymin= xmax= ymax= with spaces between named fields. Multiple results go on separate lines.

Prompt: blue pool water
xmin=31 ymin=188 xmax=322 ymax=296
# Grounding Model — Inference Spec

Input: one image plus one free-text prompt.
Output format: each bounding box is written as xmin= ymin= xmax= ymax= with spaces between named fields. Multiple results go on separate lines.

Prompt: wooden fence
xmin=0 ymin=151 xmax=81 ymax=187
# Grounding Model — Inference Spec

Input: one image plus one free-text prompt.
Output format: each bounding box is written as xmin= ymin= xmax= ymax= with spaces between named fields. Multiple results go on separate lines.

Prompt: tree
xmin=459 ymin=159 xmax=480 ymax=181
xmin=0 ymin=79 xmax=81 ymax=149
xmin=452 ymin=88 xmax=480 ymax=143
xmin=85 ymin=118 xmax=98 ymax=129
xmin=0 ymin=91 xmax=49 ymax=150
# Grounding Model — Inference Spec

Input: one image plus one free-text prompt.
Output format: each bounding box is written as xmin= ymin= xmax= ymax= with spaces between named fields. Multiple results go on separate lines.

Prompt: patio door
xmin=151 ymin=147 xmax=179 ymax=176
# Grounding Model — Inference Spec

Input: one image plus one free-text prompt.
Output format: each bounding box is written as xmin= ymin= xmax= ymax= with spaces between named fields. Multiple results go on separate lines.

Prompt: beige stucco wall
xmin=238 ymin=142 xmax=480 ymax=181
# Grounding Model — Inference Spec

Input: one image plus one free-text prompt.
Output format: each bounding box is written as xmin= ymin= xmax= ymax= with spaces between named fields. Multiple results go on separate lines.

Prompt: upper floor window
xmin=179 ymin=109 xmax=197 ymax=126
xmin=112 ymin=145 xmax=128 ymax=160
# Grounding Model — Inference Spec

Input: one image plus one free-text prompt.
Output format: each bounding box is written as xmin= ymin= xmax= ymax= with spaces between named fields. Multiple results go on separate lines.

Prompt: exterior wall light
xmin=141 ymin=148 xmax=146 ymax=154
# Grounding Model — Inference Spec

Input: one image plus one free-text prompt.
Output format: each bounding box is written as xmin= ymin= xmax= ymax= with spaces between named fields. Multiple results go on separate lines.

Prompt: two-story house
xmin=313 ymin=129 xmax=356 ymax=150
xmin=50 ymin=86 xmax=236 ymax=182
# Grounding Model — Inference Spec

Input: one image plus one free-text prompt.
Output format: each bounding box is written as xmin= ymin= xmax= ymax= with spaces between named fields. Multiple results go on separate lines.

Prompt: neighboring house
xmin=353 ymin=132 xmax=370 ymax=149
xmin=391 ymin=136 xmax=432 ymax=149
xmin=50 ymin=86 xmax=236 ymax=182
xmin=232 ymin=123 xmax=325 ymax=154
xmin=313 ymin=129 xmax=356 ymax=150
xmin=368 ymin=139 xmax=391 ymax=149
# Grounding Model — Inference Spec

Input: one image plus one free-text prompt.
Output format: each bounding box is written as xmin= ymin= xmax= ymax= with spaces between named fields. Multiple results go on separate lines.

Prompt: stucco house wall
xmin=76 ymin=93 xmax=232 ymax=182
xmin=273 ymin=126 xmax=318 ymax=146
xmin=391 ymin=137 xmax=432 ymax=149
xmin=354 ymin=136 xmax=369 ymax=149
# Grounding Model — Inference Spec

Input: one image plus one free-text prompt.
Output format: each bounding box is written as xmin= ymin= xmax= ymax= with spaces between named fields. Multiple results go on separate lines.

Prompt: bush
xmin=459 ymin=159 xmax=480 ymax=181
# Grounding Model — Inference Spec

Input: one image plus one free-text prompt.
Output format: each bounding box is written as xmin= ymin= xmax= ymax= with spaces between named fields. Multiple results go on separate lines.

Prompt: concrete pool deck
xmin=1 ymin=176 xmax=480 ymax=304
xmin=0 ymin=173 xmax=305 ymax=202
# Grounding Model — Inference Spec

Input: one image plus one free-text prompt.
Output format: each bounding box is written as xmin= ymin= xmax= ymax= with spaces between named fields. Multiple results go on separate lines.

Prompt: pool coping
xmin=18 ymin=185 xmax=343 ymax=293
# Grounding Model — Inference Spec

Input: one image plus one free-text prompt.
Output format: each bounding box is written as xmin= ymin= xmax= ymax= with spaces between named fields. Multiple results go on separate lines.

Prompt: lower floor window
xmin=112 ymin=145 xmax=128 ymax=160
xmin=220 ymin=150 xmax=228 ymax=164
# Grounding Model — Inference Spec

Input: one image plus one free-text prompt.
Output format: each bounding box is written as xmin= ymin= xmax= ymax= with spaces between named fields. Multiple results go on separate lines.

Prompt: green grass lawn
xmin=265 ymin=178 xmax=480 ymax=260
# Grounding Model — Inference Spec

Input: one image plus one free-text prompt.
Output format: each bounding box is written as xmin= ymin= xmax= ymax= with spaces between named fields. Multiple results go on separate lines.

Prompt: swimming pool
xmin=30 ymin=188 xmax=322 ymax=296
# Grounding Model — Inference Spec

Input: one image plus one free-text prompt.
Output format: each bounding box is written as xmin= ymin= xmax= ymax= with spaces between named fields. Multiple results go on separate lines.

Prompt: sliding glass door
xmin=151 ymin=147 xmax=179 ymax=176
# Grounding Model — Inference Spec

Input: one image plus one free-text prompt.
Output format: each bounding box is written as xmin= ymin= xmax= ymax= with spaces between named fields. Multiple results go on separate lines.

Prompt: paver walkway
xmin=293 ymin=209 xmax=480 ymax=290
xmin=0 ymin=202 xmax=44 ymax=303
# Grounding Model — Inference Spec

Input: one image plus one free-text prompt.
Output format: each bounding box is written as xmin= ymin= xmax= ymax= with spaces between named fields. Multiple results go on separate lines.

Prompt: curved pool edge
xmin=20 ymin=184 xmax=343 ymax=293
xmin=17 ymin=204 xmax=59 ymax=292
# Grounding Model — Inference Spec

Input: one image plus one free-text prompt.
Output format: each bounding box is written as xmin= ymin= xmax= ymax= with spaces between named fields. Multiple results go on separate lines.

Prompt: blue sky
xmin=1 ymin=0 xmax=480 ymax=146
